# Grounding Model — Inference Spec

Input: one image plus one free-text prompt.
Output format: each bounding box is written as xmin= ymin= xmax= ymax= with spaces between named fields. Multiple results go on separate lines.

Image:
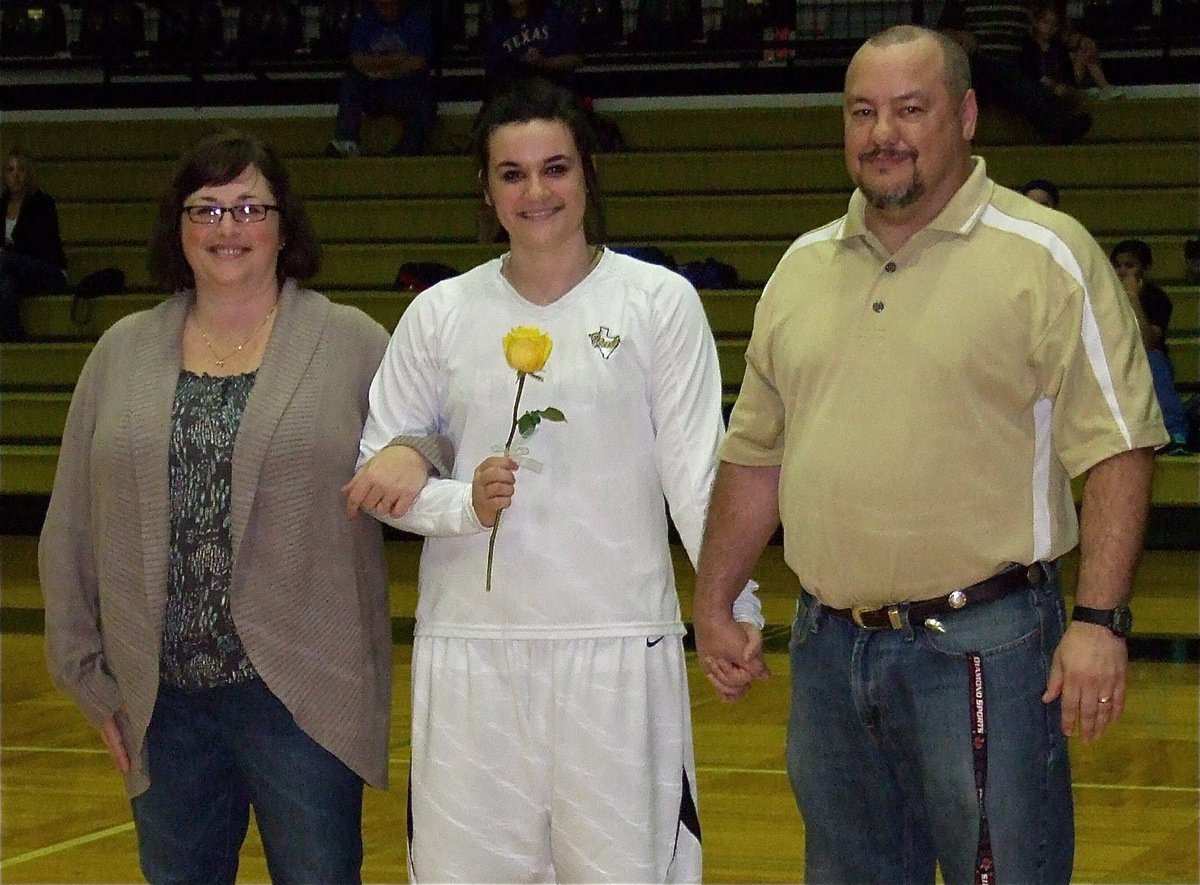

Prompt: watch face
xmin=1112 ymin=606 xmax=1133 ymax=636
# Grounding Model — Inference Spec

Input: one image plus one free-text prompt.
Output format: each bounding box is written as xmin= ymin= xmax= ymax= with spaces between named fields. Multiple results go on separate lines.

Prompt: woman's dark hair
xmin=469 ymin=76 xmax=605 ymax=244
xmin=1109 ymin=238 xmax=1153 ymax=270
xmin=148 ymin=129 xmax=320 ymax=292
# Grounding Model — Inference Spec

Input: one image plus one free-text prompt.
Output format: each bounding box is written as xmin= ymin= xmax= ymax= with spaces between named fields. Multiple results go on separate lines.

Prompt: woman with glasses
xmin=40 ymin=129 xmax=439 ymax=883
xmin=344 ymin=77 xmax=765 ymax=882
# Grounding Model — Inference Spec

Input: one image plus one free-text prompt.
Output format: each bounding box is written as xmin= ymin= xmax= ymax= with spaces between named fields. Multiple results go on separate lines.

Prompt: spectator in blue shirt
xmin=327 ymin=0 xmax=437 ymax=157
xmin=483 ymin=0 xmax=583 ymax=97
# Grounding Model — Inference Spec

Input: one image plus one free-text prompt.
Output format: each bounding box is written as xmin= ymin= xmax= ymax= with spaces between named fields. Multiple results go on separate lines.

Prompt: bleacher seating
xmin=1 ymin=92 xmax=1197 ymax=643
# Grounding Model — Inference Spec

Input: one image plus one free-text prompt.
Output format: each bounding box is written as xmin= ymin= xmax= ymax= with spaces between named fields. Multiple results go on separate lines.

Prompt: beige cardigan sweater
xmin=40 ymin=282 xmax=418 ymax=797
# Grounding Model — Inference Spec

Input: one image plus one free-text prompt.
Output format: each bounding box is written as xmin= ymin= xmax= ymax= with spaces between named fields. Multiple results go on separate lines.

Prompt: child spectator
xmin=939 ymin=0 xmax=1092 ymax=144
xmin=1021 ymin=3 xmax=1122 ymax=106
xmin=327 ymin=0 xmax=437 ymax=157
xmin=1017 ymin=177 xmax=1060 ymax=208
xmin=1021 ymin=2 xmax=1084 ymax=106
xmin=1111 ymin=239 xmax=1190 ymax=454
xmin=1061 ymin=13 xmax=1122 ymax=98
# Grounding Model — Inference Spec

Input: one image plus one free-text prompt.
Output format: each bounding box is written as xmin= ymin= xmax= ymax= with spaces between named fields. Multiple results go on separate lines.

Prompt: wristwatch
xmin=1071 ymin=604 xmax=1133 ymax=639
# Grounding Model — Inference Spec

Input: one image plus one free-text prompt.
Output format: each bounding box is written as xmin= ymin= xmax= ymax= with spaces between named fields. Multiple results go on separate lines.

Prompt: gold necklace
xmin=192 ymin=302 xmax=277 ymax=368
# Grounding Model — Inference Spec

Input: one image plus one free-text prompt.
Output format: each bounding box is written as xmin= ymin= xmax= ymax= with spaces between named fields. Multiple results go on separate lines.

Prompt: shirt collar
xmin=838 ymin=156 xmax=993 ymax=242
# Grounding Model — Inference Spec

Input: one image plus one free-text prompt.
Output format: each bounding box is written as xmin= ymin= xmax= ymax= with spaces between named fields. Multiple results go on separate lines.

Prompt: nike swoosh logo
xmin=646 ymin=635 xmax=665 ymax=648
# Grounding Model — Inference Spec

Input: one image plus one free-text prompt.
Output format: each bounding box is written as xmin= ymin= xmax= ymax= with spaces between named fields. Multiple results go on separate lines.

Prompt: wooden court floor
xmin=2 ymin=629 xmax=1197 ymax=883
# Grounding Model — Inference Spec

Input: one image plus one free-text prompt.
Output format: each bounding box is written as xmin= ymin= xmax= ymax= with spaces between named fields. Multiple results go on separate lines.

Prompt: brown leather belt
xmin=824 ymin=563 xmax=1045 ymax=631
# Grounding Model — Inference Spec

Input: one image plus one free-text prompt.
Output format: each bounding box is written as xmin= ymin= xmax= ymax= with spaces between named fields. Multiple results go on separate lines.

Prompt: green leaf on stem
xmin=540 ymin=408 xmax=566 ymax=422
xmin=517 ymin=412 xmax=540 ymax=437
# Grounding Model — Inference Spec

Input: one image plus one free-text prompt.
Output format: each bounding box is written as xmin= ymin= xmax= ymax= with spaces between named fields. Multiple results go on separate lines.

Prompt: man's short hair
xmin=863 ymin=25 xmax=972 ymax=102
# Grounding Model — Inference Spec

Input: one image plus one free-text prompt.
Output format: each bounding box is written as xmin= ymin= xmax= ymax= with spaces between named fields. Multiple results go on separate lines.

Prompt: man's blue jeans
xmin=786 ymin=565 xmax=1074 ymax=884
xmin=131 ymin=678 xmax=364 ymax=885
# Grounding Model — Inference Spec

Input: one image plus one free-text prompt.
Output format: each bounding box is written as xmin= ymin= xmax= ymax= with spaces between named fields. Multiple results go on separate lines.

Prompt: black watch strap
xmin=1072 ymin=604 xmax=1133 ymax=638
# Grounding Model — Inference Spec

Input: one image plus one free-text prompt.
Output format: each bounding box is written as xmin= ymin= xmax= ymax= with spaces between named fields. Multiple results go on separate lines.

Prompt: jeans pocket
xmin=790 ymin=591 xmax=819 ymax=652
xmin=917 ymin=588 xmax=1046 ymax=659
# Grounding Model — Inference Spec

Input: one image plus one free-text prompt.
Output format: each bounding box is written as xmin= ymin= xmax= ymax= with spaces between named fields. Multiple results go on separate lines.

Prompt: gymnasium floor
xmin=2 ymin=539 xmax=1197 ymax=883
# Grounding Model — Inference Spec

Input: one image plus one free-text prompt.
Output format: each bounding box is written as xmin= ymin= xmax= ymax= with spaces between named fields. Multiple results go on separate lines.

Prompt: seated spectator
xmin=1185 ymin=236 xmax=1200 ymax=285
xmin=483 ymin=0 xmax=583 ymax=97
xmin=1060 ymin=14 xmax=1122 ymax=98
xmin=1 ymin=148 xmax=67 ymax=342
xmin=1021 ymin=3 xmax=1121 ymax=106
xmin=327 ymin=0 xmax=437 ymax=158
xmin=1110 ymin=239 xmax=1190 ymax=454
xmin=1017 ymin=177 xmax=1060 ymax=208
xmin=939 ymin=0 xmax=1091 ymax=144
xmin=1021 ymin=3 xmax=1086 ymax=107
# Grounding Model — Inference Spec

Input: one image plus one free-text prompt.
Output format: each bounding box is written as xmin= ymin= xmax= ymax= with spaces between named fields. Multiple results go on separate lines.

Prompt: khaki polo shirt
xmin=722 ymin=158 xmax=1167 ymax=609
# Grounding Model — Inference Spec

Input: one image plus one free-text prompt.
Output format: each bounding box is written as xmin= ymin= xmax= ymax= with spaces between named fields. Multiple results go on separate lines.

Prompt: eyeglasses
xmin=182 ymin=204 xmax=280 ymax=224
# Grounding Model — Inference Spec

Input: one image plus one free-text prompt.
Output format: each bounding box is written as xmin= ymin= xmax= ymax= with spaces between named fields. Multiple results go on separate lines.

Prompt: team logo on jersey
xmin=588 ymin=326 xmax=621 ymax=359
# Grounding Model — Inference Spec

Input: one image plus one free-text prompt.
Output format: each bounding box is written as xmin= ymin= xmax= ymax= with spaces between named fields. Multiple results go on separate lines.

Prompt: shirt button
xmin=884 ymin=261 xmax=897 ymax=272
xmin=872 ymin=301 xmax=885 ymax=313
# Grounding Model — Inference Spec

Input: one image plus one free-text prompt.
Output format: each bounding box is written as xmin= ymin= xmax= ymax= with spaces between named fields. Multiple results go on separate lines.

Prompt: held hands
xmin=473 ymin=456 xmax=518 ymax=527
xmin=1042 ymin=621 xmax=1128 ymax=744
xmin=342 ymin=446 xmax=433 ymax=519
xmin=99 ymin=716 xmax=131 ymax=774
xmin=695 ymin=614 xmax=770 ymax=702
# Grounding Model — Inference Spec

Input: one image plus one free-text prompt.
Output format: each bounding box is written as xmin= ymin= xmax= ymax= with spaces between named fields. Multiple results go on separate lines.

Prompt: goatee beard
xmin=857 ymin=149 xmax=923 ymax=209
xmin=862 ymin=177 xmax=925 ymax=209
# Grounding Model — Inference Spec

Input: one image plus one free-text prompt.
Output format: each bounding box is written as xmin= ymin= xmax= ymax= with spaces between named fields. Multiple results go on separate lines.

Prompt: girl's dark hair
xmin=1110 ymin=238 xmax=1153 ymax=269
xmin=148 ymin=129 xmax=320 ymax=292
xmin=469 ymin=76 xmax=606 ymax=244
xmin=1018 ymin=178 xmax=1060 ymax=208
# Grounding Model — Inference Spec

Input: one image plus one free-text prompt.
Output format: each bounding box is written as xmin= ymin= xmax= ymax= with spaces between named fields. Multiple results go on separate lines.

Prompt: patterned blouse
xmin=160 ymin=370 xmax=259 ymax=690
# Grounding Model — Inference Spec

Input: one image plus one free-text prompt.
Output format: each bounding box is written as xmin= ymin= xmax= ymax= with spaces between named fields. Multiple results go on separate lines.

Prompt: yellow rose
xmin=503 ymin=326 xmax=554 ymax=375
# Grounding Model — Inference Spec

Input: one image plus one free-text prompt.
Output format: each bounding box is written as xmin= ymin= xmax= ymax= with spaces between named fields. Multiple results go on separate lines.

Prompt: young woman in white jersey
xmin=344 ymin=76 xmax=766 ymax=883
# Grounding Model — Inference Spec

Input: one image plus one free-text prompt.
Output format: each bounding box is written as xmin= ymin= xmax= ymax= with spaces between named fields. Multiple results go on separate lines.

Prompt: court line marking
xmin=0 ymin=822 xmax=135 ymax=869
xmin=3 ymin=745 xmax=107 ymax=755
xmin=0 ymin=768 xmax=1192 ymax=868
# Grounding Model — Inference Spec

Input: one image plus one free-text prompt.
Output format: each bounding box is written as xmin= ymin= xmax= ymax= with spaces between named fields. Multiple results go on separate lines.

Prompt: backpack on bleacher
xmin=0 ymin=2 xmax=67 ymax=56
xmin=76 ymin=0 xmax=146 ymax=59
xmin=70 ymin=267 xmax=127 ymax=326
xmin=236 ymin=0 xmax=305 ymax=63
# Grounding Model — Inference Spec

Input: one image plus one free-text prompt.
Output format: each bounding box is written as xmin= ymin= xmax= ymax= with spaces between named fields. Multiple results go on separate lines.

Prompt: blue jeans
xmin=334 ymin=69 xmax=436 ymax=154
xmin=131 ymin=678 xmax=364 ymax=885
xmin=786 ymin=565 xmax=1074 ymax=884
xmin=0 ymin=248 xmax=66 ymax=341
xmin=1147 ymin=347 xmax=1189 ymax=444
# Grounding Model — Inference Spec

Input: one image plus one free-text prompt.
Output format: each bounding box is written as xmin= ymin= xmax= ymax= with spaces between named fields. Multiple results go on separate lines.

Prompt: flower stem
xmin=486 ymin=372 xmax=527 ymax=592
